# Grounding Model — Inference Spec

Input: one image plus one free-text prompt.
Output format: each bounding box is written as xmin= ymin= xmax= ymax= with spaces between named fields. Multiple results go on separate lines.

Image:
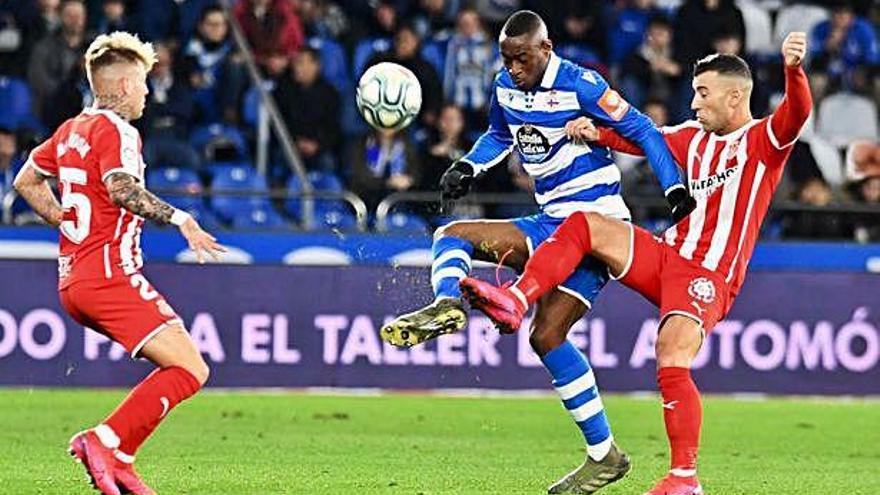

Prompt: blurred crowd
xmin=0 ymin=0 xmax=877 ymax=239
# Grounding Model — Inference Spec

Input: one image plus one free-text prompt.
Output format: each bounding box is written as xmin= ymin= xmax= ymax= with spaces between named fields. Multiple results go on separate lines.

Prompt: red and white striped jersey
xmin=598 ymin=66 xmax=812 ymax=297
xmin=26 ymin=107 xmax=147 ymax=289
xmin=658 ymin=117 xmax=793 ymax=295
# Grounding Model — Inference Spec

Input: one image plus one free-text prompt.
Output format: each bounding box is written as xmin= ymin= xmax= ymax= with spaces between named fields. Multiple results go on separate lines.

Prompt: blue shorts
xmin=512 ymin=213 xmax=609 ymax=308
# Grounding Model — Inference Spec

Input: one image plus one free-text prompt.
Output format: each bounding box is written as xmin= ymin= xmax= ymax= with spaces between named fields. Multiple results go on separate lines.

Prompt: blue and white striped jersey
xmin=460 ymin=52 xmax=684 ymax=219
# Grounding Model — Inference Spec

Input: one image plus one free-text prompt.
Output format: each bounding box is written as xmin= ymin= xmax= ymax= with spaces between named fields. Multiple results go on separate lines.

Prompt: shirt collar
xmin=539 ymin=52 xmax=561 ymax=89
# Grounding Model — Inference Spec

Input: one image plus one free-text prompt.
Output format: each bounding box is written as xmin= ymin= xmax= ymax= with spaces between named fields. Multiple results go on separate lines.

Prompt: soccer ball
xmin=356 ymin=62 xmax=422 ymax=131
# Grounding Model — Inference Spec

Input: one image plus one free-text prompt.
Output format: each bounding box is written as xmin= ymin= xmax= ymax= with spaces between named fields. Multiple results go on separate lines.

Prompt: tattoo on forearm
xmin=106 ymin=172 xmax=176 ymax=225
xmin=15 ymin=169 xmax=63 ymax=227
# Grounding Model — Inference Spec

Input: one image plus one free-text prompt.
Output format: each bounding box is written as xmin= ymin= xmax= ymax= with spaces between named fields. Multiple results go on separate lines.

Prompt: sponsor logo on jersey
xmin=689 ymin=165 xmax=740 ymax=198
xmin=598 ymin=89 xmax=630 ymax=121
xmin=688 ymin=277 xmax=716 ymax=304
xmin=516 ymin=125 xmax=551 ymax=162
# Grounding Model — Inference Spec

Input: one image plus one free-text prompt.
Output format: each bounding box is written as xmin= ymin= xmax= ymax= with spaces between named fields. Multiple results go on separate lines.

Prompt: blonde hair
xmin=85 ymin=31 xmax=157 ymax=85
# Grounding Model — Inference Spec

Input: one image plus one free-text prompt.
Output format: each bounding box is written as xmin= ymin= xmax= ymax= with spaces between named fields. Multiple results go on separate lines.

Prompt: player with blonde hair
xmin=14 ymin=32 xmax=225 ymax=495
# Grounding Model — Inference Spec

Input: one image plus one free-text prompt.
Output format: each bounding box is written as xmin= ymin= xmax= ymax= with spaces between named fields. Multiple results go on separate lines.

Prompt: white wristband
xmin=170 ymin=209 xmax=191 ymax=227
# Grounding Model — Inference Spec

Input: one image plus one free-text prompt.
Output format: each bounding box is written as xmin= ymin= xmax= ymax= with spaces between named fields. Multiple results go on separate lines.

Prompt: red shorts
xmin=59 ymin=273 xmax=181 ymax=357
xmin=612 ymin=225 xmax=732 ymax=332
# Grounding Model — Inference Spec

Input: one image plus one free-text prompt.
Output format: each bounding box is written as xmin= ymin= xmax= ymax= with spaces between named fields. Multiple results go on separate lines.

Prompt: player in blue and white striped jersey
xmin=381 ymin=11 xmax=695 ymax=494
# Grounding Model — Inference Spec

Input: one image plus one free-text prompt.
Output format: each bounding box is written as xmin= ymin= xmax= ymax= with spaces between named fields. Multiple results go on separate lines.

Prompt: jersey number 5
xmin=59 ymin=168 xmax=91 ymax=244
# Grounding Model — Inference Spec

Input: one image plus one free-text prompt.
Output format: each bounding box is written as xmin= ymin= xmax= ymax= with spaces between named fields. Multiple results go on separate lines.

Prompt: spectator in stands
xmin=349 ymin=127 xmax=421 ymax=211
xmin=0 ymin=0 xmax=60 ymax=78
xmin=43 ymin=57 xmax=90 ymax=129
xmin=140 ymin=42 xmax=201 ymax=170
xmin=608 ymin=0 xmax=661 ymax=66
xmin=184 ymin=5 xmax=246 ymax=123
xmin=0 ymin=123 xmax=23 ymax=197
xmin=619 ymin=15 xmax=681 ymax=107
xmin=367 ymin=23 xmax=442 ymax=127
xmin=293 ymin=0 xmax=348 ymax=40
xmin=846 ymin=140 xmax=880 ymax=242
xmin=554 ymin=4 xmax=606 ymax=72
xmin=782 ymin=145 xmax=851 ymax=240
xmin=420 ymin=103 xmax=470 ymax=191
xmin=809 ymin=3 xmax=879 ymax=98
xmin=411 ymin=0 xmax=456 ymax=40
xmin=234 ymin=0 xmax=304 ymax=70
xmin=673 ymin=0 xmax=744 ymax=67
xmin=27 ymin=0 xmax=89 ymax=117
xmin=95 ymin=0 xmax=129 ymax=34
xmin=275 ymin=46 xmax=340 ymax=173
xmin=441 ymin=9 xmax=496 ymax=132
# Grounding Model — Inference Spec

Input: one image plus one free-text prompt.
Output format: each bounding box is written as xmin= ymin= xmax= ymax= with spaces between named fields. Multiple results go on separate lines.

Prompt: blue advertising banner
xmin=0 ymin=260 xmax=878 ymax=395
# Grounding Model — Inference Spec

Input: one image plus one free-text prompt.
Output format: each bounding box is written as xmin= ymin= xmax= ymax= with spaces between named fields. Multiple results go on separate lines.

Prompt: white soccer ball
xmin=356 ymin=62 xmax=422 ymax=131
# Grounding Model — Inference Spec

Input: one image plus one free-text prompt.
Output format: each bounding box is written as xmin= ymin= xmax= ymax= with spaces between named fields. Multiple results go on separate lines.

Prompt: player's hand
xmin=439 ymin=160 xmax=475 ymax=200
xmin=782 ymin=32 xmax=807 ymax=67
xmin=667 ymin=186 xmax=697 ymax=224
xmin=179 ymin=218 xmax=226 ymax=263
xmin=564 ymin=117 xmax=599 ymax=143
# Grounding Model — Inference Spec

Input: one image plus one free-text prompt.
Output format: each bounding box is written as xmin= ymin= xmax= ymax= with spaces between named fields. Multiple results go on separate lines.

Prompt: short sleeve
xmin=95 ymin=116 xmax=143 ymax=182
xmin=26 ymin=133 xmax=59 ymax=177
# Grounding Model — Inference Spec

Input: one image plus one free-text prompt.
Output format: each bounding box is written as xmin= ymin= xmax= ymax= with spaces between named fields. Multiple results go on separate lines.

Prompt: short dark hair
xmin=199 ymin=4 xmax=224 ymax=23
xmin=502 ymin=10 xmax=544 ymax=38
xmin=693 ymin=53 xmax=751 ymax=80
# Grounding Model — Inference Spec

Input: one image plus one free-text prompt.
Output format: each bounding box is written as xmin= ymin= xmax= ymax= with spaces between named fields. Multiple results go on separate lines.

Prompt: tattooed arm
xmin=105 ymin=172 xmax=177 ymax=224
xmin=13 ymin=165 xmax=63 ymax=227
xmin=105 ymin=171 xmax=227 ymax=262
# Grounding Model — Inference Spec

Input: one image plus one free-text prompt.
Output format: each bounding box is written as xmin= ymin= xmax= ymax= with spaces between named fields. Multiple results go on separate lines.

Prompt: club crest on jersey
xmin=58 ymin=255 xmax=72 ymax=279
xmin=687 ymin=277 xmax=716 ymax=304
xmin=516 ymin=125 xmax=551 ymax=163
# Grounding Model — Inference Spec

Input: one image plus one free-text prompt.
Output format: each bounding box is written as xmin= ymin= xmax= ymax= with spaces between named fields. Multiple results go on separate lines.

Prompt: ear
xmin=728 ymin=88 xmax=743 ymax=108
xmin=541 ymin=38 xmax=553 ymax=54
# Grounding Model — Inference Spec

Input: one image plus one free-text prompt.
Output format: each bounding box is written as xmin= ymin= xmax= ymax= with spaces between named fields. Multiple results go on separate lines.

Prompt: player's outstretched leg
xmin=381 ymin=235 xmax=471 ymax=347
xmin=543 ymin=341 xmax=631 ymax=494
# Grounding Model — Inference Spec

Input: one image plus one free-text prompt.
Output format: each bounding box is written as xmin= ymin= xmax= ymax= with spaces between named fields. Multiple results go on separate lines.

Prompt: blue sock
xmin=431 ymin=236 xmax=473 ymax=300
xmin=542 ymin=340 xmax=613 ymax=461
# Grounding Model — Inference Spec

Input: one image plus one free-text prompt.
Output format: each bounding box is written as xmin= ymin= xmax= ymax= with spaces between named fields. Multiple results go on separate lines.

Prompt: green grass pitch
xmin=1 ymin=389 xmax=878 ymax=494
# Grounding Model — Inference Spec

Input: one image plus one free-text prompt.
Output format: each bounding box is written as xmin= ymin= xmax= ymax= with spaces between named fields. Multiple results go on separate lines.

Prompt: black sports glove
xmin=666 ymin=186 xmax=697 ymax=224
xmin=439 ymin=160 xmax=475 ymax=201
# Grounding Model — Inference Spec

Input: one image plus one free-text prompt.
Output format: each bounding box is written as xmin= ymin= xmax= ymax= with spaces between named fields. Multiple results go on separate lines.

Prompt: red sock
xmin=515 ymin=212 xmax=592 ymax=304
xmin=104 ymin=366 xmax=202 ymax=456
xmin=657 ymin=367 xmax=702 ymax=474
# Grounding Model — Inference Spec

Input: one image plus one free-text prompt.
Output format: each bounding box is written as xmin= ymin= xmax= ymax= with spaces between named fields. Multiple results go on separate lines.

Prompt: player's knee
xmin=529 ymin=324 xmax=567 ymax=356
xmin=434 ymin=220 xmax=466 ymax=241
xmin=186 ymin=359 xmax=210 ymax=387
xmin=655 ymin=319 xmax=702 ymax=368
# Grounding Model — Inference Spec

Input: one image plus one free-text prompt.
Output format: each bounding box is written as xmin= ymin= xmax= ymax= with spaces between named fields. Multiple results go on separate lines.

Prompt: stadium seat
xmin=241 ymin=82 xmax=274 ymax=128
xmin=231 ymin=205 xmax=289 ymax=230
xmin=816 ymin=92 xmax=879 ymax=147
xmin=285 ymin=171 xmax=346 ymax=219
xmin=189 ymin=124 xmax=249 ymax=162
xmin=421 ymin=40 xmax=445 ymax=76
xmin=0 ymin=76 xmax=42 ymax=132
xmin=773 ymin=3 xmax=829 ymax=47
xmin=808 ymin=138 xmax=844 ymax=186
xmin=353 ymin=37 xmax=392 ymax=78
xmin=146 ymin=167 xmax=203 ymax=211
xmin=385 ymin=212 xmax=430 ymax=235
xmin=210 ymin=165 xmax=271 ymax=223
xmin=313 ymin=205 xmax=359 ymax=232
xmin=736 ymin=0 xmax=774 ymax=55
xmin=308 ymin=37 xmax=352 ymax=95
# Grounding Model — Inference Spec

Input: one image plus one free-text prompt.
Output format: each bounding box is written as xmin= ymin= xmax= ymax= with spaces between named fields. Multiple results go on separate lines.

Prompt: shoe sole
xmin=459 ymin=283 xmax=517 ymax=333
xmin=68 ymin=432 xmax=121 ymax=495
xmin=380 ymin=308 xmax=467 ymax=347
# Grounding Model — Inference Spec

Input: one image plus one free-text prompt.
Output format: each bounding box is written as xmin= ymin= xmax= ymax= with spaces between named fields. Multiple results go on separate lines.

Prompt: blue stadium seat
xmin=210 ymin=165 xmax=270 ymax=223
xmin=189 ymin=124 xmax=249 ymax=162
xmin=241 ymin=81 xmax=274 ymax=128
xmin=353 ymin=37 xmax=392 ymax=78
xmin=385 ymin=212 xmax=430 ymax=235
xmin=285 ymin=171 xmax=346 ymax=219
xmin=0 ymin=76 xmax=42 ymax=132
xmin=147 ymin=167 xmax=203 ymax=211
xmin=313 ymin=204 xmax=358 ymax=232
xmin=231 ymin=205 xmax=289 ymax=230
xmin=308 ymin=37 xmax=351 ymax=95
